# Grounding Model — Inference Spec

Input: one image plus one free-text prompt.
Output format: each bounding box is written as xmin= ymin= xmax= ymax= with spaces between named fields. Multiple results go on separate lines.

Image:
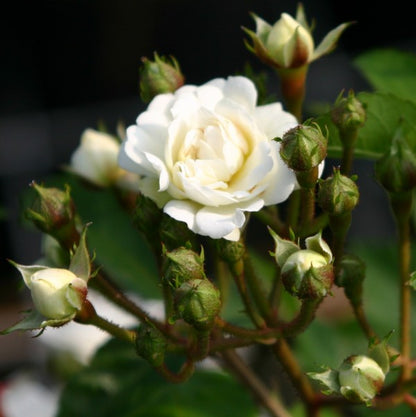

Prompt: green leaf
xmin=354 ymin=49 xmax=416 ymax=102
xmin=1 ymin=309 xmax=70 ymax=334
xmin=43 ymin=174 xmax=160 ymax=298
xmin=318 ymin=92 xmax=416 ymax=159
xmin=57 ymin=338 xmax=258 ymax=417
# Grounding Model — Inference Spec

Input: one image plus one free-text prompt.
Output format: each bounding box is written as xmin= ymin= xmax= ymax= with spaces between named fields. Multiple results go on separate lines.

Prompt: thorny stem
xmin=75 ymin=300 xmax=136 ymax=344
xmin=220 ymin=349 xmax=292 ymax=417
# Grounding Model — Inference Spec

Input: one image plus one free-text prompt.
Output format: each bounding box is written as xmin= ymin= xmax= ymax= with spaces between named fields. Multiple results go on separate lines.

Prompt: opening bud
xmin=163 ymin=247 xmax=206 ymax=289
xmin=280 ymin=232 xmax=333 ymax=299
xmin=12 ymin=264 xmax=88 ymax=323
xmin=139 ymin=53 xmax=185 ymax=103
xmin=318 ymin=167 xmax=359 ymax=216
xmin=338 ymin=355 xmax=385 ymax=404
xmin=136 ymin=323 xmax=167 ymax=368
xmin=174 ymin=279 xmax=221 ymax=331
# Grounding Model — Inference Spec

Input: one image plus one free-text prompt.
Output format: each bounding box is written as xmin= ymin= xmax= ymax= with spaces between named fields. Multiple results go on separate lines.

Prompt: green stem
xmin=254 ymin=207 xmax=287 ymax=237
xmin=277 ymin=66 xmax=308 ymax=123
xmin=287 ymin=189 xmax=301 ymax=233
xmin=193 ymin=330 xmax=211 ymax=361
xmin=281 ymin=299 xmax=322 ymax=337
xmin=229 ymin=259 xmax=266 ymax=328
xmin=271 ymin=339 xmax=316 ymax=405
xmin=244 ymin=255 xmax=274 ymax=323
xmin=340 ymin=130 xmax=358 ymax=175
xmin=299 ymin=187 xmax=316 ymax=230
xmin=391 ymin=192 xmax=413 ymax=382
xmin=220 ymin=350 xmax=292 ymax=417
xmin=76 ymin=301 xmax=136 ymax=344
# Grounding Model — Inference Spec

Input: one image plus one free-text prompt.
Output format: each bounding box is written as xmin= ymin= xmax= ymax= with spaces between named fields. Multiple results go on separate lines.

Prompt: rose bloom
xmin=118 ymin=76 xmax=298 ymax=240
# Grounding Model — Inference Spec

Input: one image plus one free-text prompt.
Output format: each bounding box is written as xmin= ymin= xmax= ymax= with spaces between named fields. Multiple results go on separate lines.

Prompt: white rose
xmin=70 ymin=129 xmax=139 ymax=189
xmin=118 ymin=76 xmax=298 ymax=240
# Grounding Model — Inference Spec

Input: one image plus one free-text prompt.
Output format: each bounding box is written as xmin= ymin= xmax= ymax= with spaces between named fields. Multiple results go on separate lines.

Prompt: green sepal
xmin=308 ymin=367 xmax=340 ymax=395
xmin=69 ymin=224 xmax=91 ymax=281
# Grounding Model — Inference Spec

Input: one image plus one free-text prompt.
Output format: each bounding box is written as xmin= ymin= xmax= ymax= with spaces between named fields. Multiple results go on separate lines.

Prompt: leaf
xmin=354 ymin=49 xmax=416 ymax=102
xmin=317 ymin=92 xmax=416 ymax=159
xmin=0 ymin=309 xmax=69 ymax=334
xmin=57 ymin=338 xmax=258 ymax=417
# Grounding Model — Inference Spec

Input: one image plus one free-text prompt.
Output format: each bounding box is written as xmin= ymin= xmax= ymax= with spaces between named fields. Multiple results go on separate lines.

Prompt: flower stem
xmin=390 ymin=192 xmax=413 ymax=382
xmin=76 ymin=300 xmax=136 ymax=344
xmin=220 ymin=349 xmax=292 ymax=417
xmin=277 ymin=66 xmax=308 ymax=122
xmin=271 ymin=339 xmax=316 ymax=404
xmin=156 ymin=359 xmax=195 ymax=383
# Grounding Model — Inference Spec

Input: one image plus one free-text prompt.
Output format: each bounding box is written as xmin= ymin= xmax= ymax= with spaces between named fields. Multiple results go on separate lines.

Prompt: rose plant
xmin=4 ymin=4 xmax=416 ymax=417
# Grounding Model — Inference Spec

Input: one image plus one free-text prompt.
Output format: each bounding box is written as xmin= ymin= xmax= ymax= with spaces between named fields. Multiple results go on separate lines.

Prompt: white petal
xmin=229 ymin=142 xmax=273 ymax=192
xmin=164 ymin=200 xmax=199 ymax=232
xmin=254 ymin=103 xmax=298 ymax=139
xmin=222 ymin=76 xmax=258 ymax=110
xmin=195 ymin=206 xmax=246 ymax=239
xmin=261 ymin=141 xmax=297 ymax=205
xmin=138 ymin=93 xmax=175 ymax=126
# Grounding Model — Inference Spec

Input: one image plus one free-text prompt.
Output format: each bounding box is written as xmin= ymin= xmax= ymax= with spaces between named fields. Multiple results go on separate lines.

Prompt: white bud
xmin=70 ymin=129 xmax=135 ymax=188
xmin=23 ymin=267 xmax=87 ymax=320
xmin=266 ymin=13 xmax=314 ymax=68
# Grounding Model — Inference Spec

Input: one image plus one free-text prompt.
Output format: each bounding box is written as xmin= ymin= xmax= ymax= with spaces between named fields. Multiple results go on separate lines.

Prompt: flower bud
xmin=163 ymin=247 xmax=206 ymax=289
xmin=26 ymin=182 xmax=78 ymax=245
xmin=268 ymin=227 xmax=299 ymax=268
xmin=265 ymin=13 xmax=314 ymax=68
xmin=281 ymin=250 xmax=333 ymax=299
xmin=136 ymin=323 xmax=167 ymax=368
xmin=243 ymin=4 xmax=351 ymax=70
xmin=70 ymin=128 xmax=134 ymax=188
xmin=280 ymin=123 xmax=327 ymax=171
xmin=174 ymin=279 xmax=221 ymax=331
xmin=375 ymin=126 xmax=416 ymax=193
xmin=139 ymin=53 xmax=185 ymax=103
xmin=338 ymin=355 xmax=385 ymax=404
xmin=318 ymin=168 xmax=359 ymax=216
xmin=331 ymin=90 xmax=366 ymax=138
xmin=13 ymin=264 xmax=88 ymax=321
xmin=335 ymin=254 xmax=365 ymax=307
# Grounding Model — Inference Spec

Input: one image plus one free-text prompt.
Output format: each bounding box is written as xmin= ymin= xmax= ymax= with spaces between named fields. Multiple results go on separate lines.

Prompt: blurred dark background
xmin=1 ymin=0 xmax=416 ymax=297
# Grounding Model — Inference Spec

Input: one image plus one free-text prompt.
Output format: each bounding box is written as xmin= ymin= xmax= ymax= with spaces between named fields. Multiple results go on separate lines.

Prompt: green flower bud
xmin=139 ymin=53 xmax=185 ymax=103
xmin=375 ymin=126 xmax=416 ymax=193
xmin=136 ymin=323 xmax=167 ymax=368
xmin=281 ymin=249 xmax=334 ymax=299
xmin=338 ymin=355 xmax=385 ymax=404
xmin=26 ymin=182 xmax=78 ymax=245
xmin=216 ymin=238 xmax=245 ymax=264
xmin=279 ymin=122 xmax=327 ymax=187
xmin=335 ymin=254 xmax=365 ymax=307
xmin=174 ymin=279 xmax=221 ymax=331
xmin=331 ymin=90 xmax=366 ymax=138
xmin=318 ymin=167 xmax=359 ymax=216
xmin=163 ymin=247 xmax=206 ymax=289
